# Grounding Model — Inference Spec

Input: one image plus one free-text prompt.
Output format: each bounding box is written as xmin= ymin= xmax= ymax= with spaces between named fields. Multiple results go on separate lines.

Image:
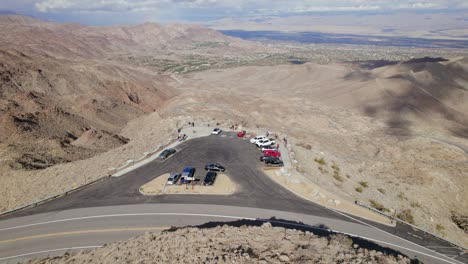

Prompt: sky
xmin=1 ymin=0 xmax=468 ymax=25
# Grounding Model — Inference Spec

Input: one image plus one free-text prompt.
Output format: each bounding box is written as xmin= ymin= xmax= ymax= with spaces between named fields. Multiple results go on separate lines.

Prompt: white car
xmin=261 ymin=146 xmax=277 ymax=152
xmin=212 ymin=128 xmax=222 ymax=135
xmin=256 ymin=139 xmax=276 ymax=147
xmin=250 ymin=136 xmax=267 ymax=144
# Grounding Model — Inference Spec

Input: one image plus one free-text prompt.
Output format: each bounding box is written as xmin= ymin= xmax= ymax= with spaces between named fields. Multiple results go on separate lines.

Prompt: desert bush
xmin=377 ymin=188 xmax=386 ymax=194
xmin=314 ymin=157 xmax=326 ymax=166
xmin=318 ymin=166 xmax=327 ymax=174
xmin=397 ymin=192 xmax=407 ymax=200
xmin=355 ymin=187 xmax=363 ymax=193
xmin=410 ymin=201 xmax=421 ymax=208
xmin=436 ymin=224 xmax=445 ymax=233
xmin=369 ymin=200 xmax=390 ymax=212
xmin=358 ymin=181 xmax=369 ymax=188
xmin=334 ymin=173 xmax=344 ymax=182
xmin=397 ymin=209 xmax=415 ymax=224
xmin=331 ymin=163 xmax=340 ymax=171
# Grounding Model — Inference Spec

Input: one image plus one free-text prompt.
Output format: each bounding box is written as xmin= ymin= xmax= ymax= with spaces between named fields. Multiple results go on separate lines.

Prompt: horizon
xmin=1 ymin=0 xmax=468 ymax=26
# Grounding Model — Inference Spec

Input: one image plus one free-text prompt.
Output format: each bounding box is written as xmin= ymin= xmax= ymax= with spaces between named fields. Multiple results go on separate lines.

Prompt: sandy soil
xmin=263 ymin=168 xmax=393 ymax=226
xmin=26 ymin=223 xmax=412 ymax=264
xmin=140 ymin=173 xmax=236 ymax=195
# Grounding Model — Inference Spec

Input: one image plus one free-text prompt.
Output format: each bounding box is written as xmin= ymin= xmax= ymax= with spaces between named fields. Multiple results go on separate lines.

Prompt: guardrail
xmin=108 ymin=138 xmax=175 ymax=176
xmin=356 ymin=201 xmax=467 ymax=252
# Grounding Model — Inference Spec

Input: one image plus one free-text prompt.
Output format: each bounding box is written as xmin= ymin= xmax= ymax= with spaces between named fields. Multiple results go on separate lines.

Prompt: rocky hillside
xmin=0 ymin=48 xmax=174 ymax=170
xmin=0 ymin=15 xmax=265 ymax=59
xmin=26 ymin=223 xmax=412 ymax=264
xmin=0 ymin=15 xmax=275 ymax=213
xmin=0 ymin=15 xmax=267 ymax=171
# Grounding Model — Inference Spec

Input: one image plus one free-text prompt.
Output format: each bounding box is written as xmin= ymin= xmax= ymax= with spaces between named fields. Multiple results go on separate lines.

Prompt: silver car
xmin=167 ymin=173 xmax=181 ymax=185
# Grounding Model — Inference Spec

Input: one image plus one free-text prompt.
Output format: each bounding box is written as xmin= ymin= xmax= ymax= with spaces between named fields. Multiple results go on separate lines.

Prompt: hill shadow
xmin=361 ymin=58 xmax=468 ymax=139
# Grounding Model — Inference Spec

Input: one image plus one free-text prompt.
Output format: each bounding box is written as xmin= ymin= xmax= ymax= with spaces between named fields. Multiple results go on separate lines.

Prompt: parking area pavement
xmin=7 ymin=130 xmax=344 ymax=222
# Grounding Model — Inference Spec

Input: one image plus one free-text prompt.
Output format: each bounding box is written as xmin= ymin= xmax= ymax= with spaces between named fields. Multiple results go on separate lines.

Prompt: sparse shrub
xmin=358 ymin=181 xmax=369 ymax=188
xmin=314 ymin=157 xmax=326 ymax=166
xmin=318 ymin=166 xmax=327 ymax=174
xmin=397 ymin=209 xmax=415 ymax=224
xmin=346 ymin=174 xmax=351 ymax=178
xmin=410 ymin=201 xmax=421 ymax=208
xmin=397 ymin=192 xmax=407 ymax=200
xmin=436 ymin=224 xmax=445 ymax=233
xmin=331 ymin=163 xmax=340 ymax=172
xmin=377 ymin=188 xmax=386 ymax=194
xmin=355 ymin=187 xmax=363 ymax=193
xmin=369 ymin=199 xmax=390 ymax=212
xmin=334 ymin=173 xmax=344 ymax=182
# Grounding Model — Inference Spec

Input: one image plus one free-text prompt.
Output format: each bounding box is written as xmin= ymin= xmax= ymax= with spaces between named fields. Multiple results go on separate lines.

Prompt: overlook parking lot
xmin=7 ymin=131 xmax=339 ymax=219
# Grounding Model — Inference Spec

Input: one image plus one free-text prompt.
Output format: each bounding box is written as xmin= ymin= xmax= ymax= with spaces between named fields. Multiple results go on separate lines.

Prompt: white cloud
xmin=33 ymin=0 xmax=468 ymax=14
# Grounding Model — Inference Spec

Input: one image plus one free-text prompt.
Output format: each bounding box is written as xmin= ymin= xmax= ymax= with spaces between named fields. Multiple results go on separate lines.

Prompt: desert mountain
xmin=0 ymin=15 xmax=265 ymax=59
xmin=0 ymin=15 xmax=266 ymax=170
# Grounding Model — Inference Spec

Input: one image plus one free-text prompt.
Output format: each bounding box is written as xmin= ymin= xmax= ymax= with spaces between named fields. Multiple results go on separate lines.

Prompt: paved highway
xmin=0 ymin=132 xmax=465 ymax=263
xmin=0 ymin=204 xmax=460 ymax=263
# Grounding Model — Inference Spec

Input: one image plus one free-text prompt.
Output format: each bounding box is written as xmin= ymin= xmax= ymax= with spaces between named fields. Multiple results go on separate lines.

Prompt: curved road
xmin=0 ymin=204 xmax=459 ymax=264
xmin=0 ymin=132 xmax=465 ymax=263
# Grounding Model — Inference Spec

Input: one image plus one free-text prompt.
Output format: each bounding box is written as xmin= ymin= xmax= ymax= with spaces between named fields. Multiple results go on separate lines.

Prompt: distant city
xmin=221 ymin=30 xmax=468 ymax=49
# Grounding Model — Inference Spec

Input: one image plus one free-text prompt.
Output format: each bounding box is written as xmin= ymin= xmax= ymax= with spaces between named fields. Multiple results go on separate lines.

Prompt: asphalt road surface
xmin=0 ymin=132 xmax=466 ymax=263
xmin=0 ymin=204 xmax=461 ymax=264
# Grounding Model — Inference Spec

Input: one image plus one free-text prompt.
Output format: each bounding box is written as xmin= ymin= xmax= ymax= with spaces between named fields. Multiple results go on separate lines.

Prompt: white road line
xmin=0 ymin=213 xmax=256 ymax=232
xmin=269 ymin=182 xmax=463 ymax=264
xmin=0 ymin=212 xmax=461 ymax=264
xmin=0 ymin=246 xmax=102 ymax=261
xmin=326 ymin=208 xmax=463 ymax=264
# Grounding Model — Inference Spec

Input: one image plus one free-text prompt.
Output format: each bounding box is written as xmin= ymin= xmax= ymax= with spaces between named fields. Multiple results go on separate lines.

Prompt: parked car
xmin=261 ymin=145 xmax=277 ymax=152
xmin=158 ymin=148 xmax=176 ymax=159
xmin=250 ymin=136 xmax=267 ymax=144
xmin=256 ymin=139 xmax=276 ymax=147
xmin=181 ymin=167 xmax=196 ymax=181
xmin=237 ymin=130 xmax=246 ymax=137
xmin=264 ymin=150 xmax=281 ymax=157
xmin=260 ymin=155 xmax=278 ymax=162
xmin=212 ymin=128 xmax=222 ymax=135
xmin=205 ymin=163 xmax=226 ymax=172
xmin=167 ymin=173 xmax=181 ymax=185
xmin=203 ymin=171 xmax=217 ymax=185
xmin=265 ymin=157 xmax=284 ymax=167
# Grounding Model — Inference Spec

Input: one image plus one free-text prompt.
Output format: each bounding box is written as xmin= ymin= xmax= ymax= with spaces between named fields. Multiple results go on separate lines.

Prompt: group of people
xmin=177 ymin=134 xmax=187 ymax=141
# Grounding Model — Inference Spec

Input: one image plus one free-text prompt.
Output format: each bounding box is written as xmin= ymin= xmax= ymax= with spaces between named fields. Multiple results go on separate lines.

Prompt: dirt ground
xmin=26 ymin=223 xmax=412 ymax=264
xmin=140 ymin=173 xmax=236 ymax=195
xmin=263 ymin=168 xmax=393 ymax=225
